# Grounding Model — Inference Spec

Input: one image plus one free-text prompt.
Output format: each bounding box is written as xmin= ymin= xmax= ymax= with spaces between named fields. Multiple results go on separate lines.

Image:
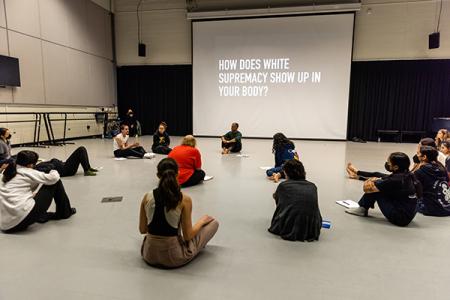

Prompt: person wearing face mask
xmin=0 ymin=128 xmax=12 ymax=161
xmin=414 ymin=146 xmax=450 ymax=216
xmin=123 ymin=109 xmax=138 ymax=137
xmin=152 ymin=122 xmax=172 ymax=155
xmin=346 ymin=152 xmax=420 ymax=227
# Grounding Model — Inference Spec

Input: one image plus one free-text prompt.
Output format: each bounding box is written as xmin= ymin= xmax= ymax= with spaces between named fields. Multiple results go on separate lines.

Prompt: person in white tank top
xmin=113 ymin=124 xmax=154 ymax=159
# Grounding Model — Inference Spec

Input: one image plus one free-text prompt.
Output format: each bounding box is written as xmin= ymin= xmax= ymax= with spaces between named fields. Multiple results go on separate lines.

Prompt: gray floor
xmin=1 ymin=137 xmax=449 ymax=300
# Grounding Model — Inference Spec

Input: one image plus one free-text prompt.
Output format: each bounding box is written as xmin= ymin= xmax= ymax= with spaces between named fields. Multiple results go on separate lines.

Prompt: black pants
xmin=358 ymin=193 xmax=416 ymax=227
xmin=222 ymin=141 xmax=242 ymax=153
xmin=181 ymin=169 xmax=206 ymax=188
xmin=152 ymin=145 xmax=172 ymax=155
xmin=114 ymin=146 xmax=146 ymax=158
xmin=4 ymin=180 xmax=74 ymax=233
xmin=357 ymin=171 xmax=388 ymax=181
xmin=62 ymin=146 xmax=91 ymax=176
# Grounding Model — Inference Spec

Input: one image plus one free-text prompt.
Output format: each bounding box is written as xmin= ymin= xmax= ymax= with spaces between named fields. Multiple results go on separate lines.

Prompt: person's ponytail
xmin=156 ymin=157 xmax=182 ymax=211
xmin=2 ymin=160 xmax=17 ymax=183
xmin=159 ymin=169 xmax=182 ymax=210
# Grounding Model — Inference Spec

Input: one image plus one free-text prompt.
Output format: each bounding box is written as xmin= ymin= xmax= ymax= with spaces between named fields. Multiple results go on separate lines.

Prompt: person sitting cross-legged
xmin=221 ymin=122 xmax=242 ymax=154
xmin=113 ymin=124 xmax=154 ymax=159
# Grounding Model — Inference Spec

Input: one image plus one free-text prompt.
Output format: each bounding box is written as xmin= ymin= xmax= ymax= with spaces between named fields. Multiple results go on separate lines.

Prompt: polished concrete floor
xmin=1 ymin=137 xmax=449 ymax=300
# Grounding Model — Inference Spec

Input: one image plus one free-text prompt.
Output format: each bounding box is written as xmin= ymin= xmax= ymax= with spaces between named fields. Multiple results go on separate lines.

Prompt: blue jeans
xmin=266 ymin=166 xmax=283 ymax=177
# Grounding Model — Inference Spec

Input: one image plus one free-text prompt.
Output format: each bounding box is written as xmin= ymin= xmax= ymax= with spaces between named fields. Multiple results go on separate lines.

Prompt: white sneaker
xmin=345 ymin=206 xmax=368 ymax=217
xmin=143 ymin=153 xmax=155 ymax=159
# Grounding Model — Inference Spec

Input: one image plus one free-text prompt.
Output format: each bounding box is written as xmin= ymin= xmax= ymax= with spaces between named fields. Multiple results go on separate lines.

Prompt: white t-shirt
xmin=113 ymin=133 xmax=129 ymax=151
xmin=0 ymin=167 xmax=60 ymax=230
xmin=438 ymin=151 xmax=446 ymax=166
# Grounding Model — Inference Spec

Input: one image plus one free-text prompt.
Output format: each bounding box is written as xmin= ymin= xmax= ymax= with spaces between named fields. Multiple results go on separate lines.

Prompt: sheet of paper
xmin=114 ymin=157 xmax=127 ymax=161
xmin=336 ymin=200 xmax=359 ymax=208
xmin=260 ymin=166 xmax=272 ymax=170
xmin=236 ymin=154 xmax=249 ymax=158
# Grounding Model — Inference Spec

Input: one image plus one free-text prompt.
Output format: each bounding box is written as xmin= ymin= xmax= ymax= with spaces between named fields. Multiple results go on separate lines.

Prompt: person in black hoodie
xmin=35 ymin=146 xmax=98 ymax=177
xmin=414 ymin=146 xmax=450 ymax=216
xmin=152 ymin=122 xmax=172 ymax=155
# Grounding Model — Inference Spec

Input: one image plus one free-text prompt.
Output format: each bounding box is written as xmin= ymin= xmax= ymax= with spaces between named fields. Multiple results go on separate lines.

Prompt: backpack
xmin=433 ymin=179 xmax=450 ymax=211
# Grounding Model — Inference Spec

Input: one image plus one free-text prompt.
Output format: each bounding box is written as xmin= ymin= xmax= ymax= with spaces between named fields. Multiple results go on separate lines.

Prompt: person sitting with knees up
xmin=113 ymin=124 xmax=154 ymax=159
xmin=266 ymin=133 xmax=298 ymax=182
xmin=347 ymin=137 xmax=441 ymax=179
xmin=435 ymin=129 xmax=449 ymax=149
xmin=168 ymin=135 xmax=205 ymax=188
xmin=139 ymin=157 xmax=219 ymax=268
xmin=414 ymin=146 xmax=450 ymax=216
xmin=152 ymin=122 xmax=172 ymax=155
xmin=0 ymin=150 xmax=76 ymax=233
xmin=0 ymin=128 xmax=12 ymax=161
xmin=269 ymin=159 xmax=322 ymax=242
xmin=346 ymin=152 xmax=420 ymax=227
xmin=221 ymin=122 xmax=242 ymax=154
xmin=440 ymin=140 xmax=450 ymax=178
xmin=35 ymin=146 xmax=98 ymax=176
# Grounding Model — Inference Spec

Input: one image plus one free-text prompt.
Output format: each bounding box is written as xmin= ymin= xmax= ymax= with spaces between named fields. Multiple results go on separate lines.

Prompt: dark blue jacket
xmin=274 ymin=142 xmax=296 ymax=167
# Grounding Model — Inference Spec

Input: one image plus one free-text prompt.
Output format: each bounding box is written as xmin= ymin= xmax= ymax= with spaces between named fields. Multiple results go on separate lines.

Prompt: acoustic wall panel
xmin=4 ymin=0 xmax=41 ymax=38
xmin=8 ymin=31 xmax=45 ymax=104
xmin=42 ymin=41 xmax=68 ymax=105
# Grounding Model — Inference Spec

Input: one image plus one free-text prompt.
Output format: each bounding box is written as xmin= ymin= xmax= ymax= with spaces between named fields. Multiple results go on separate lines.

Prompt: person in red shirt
xmin=168 ymin=135 xmax=205 ymax=187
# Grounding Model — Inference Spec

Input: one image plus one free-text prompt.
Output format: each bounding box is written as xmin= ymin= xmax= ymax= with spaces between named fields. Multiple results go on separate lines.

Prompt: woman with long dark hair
xmin=414 ymin=146 xmax=450 ymax=216
xmin=269 ymin=159 xmax=322 ymax=241
xmin=266 ymin=133 xmax=298 ymax=181
xmin=139 ymin=157 xmax=219 ymax=268
xmin=0 ymin=150 xmax=76 ymax=233
xmin=346 ymin=152 xmax=419 ymax=227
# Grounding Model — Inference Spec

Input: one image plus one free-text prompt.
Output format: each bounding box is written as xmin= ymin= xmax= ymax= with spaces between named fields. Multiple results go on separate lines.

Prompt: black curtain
xmin=117 ymin=65 xmax=192 ymax=136
xmin=348 ymin=59 xmax=450 ymax=141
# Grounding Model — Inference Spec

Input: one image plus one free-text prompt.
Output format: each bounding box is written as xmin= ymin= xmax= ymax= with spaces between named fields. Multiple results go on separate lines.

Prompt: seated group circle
xmin=0 ymin=125 xmax=450 ymax=268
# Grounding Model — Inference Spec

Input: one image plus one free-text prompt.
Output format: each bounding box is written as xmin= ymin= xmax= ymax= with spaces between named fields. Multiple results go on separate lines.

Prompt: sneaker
xmin=89 ymin=167 xmax=99 ymax=172
xmin=345 ymin=206 xmax=368 ymax=217
xmin=84 ymin=170 xmax=97 ymax=176
xmin=144 ymin=153 xmax=156 ymax=159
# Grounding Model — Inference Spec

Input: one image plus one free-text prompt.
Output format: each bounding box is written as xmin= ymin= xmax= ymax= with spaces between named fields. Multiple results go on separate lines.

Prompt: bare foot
xmin=346 ymin=163 xmax=358 ymax=179
xmin=273 ymin=173 xmax=282 ymax=183
xmin=222 ymin=149 xmax=226 ymax=155
xmin=268 ymin=175 xmax=275 ymax=181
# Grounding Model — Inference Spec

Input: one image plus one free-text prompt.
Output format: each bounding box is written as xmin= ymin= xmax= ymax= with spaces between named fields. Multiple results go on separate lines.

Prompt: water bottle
xmin=322 ymin=220 xmax=331 ymax=229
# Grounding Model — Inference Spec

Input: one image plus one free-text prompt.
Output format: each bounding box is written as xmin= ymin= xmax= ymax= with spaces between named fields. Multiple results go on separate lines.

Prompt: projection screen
xmin=192 ymin=13 xmax=354 ymax=139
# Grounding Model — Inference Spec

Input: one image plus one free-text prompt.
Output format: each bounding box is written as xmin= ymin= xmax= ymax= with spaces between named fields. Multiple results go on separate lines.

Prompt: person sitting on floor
xmin=347 ymin=137 xmax=441 ymax=178
xmin=152 ymin=122 xmax=172 ymax=155
xmin=0 ymin=150 xmax=76 ymax=233
xmin=435 ymin=129 xmax=449 ymax=149
xmin=139 ymin=157 xmax=219 ymax=268
xmin=113 ymin=124 xmax=154 ymax=159
xmin=266 ymin=133 xmax=298 ymax=182
xmin=168 ymin=135 xmax=205 ymax=188
xmin=221 ymin=122 xmax=242 ymax=154
xmin=268 ymin=159 xmax=322 ymax=242
xmin=0 ymin=128 xmax=12 ymax=161
xmin=414 ymin=146 xmax=450 ymax=216
xmin=440 ymin=140 xmax=450 ymax=178
xmin=35 ymin=146 xmax=97 ymax=176
xmin=345 ymin=152 xmax=420 ymax=227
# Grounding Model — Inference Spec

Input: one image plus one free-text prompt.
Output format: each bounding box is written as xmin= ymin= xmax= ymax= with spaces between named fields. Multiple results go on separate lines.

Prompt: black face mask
xmin=384 ymin=162 xmax=391 ymax=172
xmin=6 ymin=134 xmax=11 ymax=140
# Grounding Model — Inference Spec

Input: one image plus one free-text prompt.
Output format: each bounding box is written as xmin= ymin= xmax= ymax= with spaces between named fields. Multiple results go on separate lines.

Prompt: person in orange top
xmin=168 ymin=135 xmax=205 ymax=187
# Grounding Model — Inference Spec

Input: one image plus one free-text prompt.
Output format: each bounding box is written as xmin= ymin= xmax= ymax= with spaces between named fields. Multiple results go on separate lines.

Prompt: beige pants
xmin=141 ymin=220 xmax=219 ymax=268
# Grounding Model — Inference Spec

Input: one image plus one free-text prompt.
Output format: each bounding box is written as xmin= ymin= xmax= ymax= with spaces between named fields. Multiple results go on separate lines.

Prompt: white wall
xmin=0 ymin=0 xmax=116 ymax=106
xmin=0 ymin=0 xmax=117 ymax=144
xmin=114 ymin=0 xmax=450 ymax=65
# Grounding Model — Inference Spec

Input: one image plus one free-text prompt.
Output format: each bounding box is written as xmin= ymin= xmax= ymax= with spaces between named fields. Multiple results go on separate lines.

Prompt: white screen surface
xmin=193 ymin=14 xmax=354 ymax=139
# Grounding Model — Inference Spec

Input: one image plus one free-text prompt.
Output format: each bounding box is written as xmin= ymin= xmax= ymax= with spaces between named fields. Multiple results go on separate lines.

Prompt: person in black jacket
xmin=152 ymin=122 xmax=172 ymax=155
xmin=35 ymin=146 xmax=97 ymax=177
xmin=269 ymin=159 xmax=322 ymax=242
xmin=415 ymin=146 xmax=450 ymax=216
xmin=122 ymin=109 xmax=138 ymax=137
